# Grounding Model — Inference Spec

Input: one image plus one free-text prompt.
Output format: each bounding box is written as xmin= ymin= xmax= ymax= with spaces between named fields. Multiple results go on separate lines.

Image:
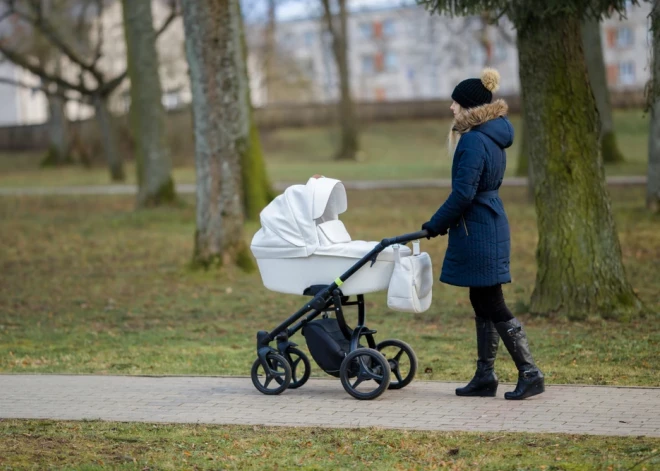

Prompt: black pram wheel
xmin=340 ymin=348 xmax=391 ymax=400
xmin=376 ymin=339 xmax=418 ymax=390
xmin=251 ymin=352 xmax=292 ymax=395
xmin=284 ymin=347 xmax=311 ymax=389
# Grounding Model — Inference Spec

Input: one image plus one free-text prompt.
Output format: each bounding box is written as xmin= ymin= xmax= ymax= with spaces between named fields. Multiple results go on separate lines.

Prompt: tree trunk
xmin=322 ymin=0 xmax=359 ymax=160
xmin=93 ymin=95 xmax=125 ymax=182
xmin=648 ymin=0 xmax=660 ymax=214
xmin=515 ymin=102 xmax=529 ymax=177
xmin=516 ymin=13 xmax=643 ymax=320
xmin=41 ymin=93 xmax=71 ymax=167
xmin=181 ymin=0 xmax=253 ymax=270
xmin=263 ymin=0 xmax=276 ymax=103
xmin=239 ymin=3 xmax=274 ymax=220
xmin=122 ymin=0 xmax=176 ymax=207
xmin=581 ymin=16 xmax=625 ymax=164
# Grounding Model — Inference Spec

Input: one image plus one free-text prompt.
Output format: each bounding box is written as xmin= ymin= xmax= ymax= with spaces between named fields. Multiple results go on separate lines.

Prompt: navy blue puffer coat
xmin=425 ymin=99 xmax=514 ymax=288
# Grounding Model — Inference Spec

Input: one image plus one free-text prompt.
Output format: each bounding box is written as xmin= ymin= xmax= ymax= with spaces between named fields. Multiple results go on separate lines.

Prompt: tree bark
xmin=322 ymin=0 xmax=359 ymax=160
xmin=122 ymin=0 xmax=176 ymax=207
xmin=581 ymin=16 xmax=625 ymax=163
xmin=648 ymin=0 xmax=660 ymax=214
xmin=516 ymin=13 xmax=643 ymax=320
xmin=93 ymin=95 xmax=125 ymax=182
xmin=42 ymin=92 xmax=71 ymax=167
xmin=238 ymin=9 xmax=274 ymax=220
xmin=181 ymin=0 xmax=253 ymax=270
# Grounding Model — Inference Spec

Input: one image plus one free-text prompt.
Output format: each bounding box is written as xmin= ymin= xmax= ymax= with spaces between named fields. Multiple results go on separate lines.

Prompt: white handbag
xmin=387 ymin=241 xmax=433 ymax=313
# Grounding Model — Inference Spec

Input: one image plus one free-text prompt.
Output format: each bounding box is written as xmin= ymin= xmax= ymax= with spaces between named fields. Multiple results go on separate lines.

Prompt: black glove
xmin=421 ymin=221 xmax=439 ymax=239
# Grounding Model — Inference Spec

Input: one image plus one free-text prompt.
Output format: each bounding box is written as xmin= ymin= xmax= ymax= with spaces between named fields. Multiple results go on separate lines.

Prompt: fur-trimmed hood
xmin=451 ymin=99 xmax=513 ymax=149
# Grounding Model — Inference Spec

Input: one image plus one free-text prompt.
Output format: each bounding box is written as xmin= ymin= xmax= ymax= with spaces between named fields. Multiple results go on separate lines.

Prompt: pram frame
xmin=254 ymin=230 xmax=427 ymax=395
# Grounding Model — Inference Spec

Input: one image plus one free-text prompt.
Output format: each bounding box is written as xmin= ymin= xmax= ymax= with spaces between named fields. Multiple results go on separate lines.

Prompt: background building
xmin=0 ymin=0 xmax=652 ymax=125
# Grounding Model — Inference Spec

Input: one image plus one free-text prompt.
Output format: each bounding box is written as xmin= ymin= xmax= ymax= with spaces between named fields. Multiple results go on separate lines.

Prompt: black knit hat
xmin=451 ymin=68 xmax=501 ymax=109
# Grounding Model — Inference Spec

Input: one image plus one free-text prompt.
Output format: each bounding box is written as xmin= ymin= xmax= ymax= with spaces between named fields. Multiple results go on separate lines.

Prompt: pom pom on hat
xmin=451 ymin=68 xmax=502 ymax=109
xmin=481 ymin=68 xmax=500 ymax=93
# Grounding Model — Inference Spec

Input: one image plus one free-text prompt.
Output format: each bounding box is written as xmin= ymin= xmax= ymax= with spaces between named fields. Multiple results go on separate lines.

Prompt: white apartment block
xmin=252 ymin=1 xmax=652 ymax=105
xmin=0 ymin=1 xmax=653 ymax=125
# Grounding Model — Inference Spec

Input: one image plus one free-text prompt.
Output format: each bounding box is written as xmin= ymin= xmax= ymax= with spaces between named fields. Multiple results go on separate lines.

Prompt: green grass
xmin=0 ymin=109 xmax=651 ymax=188
xmin=1 ymin=420 xmax=659 ymax=470
xmin=1 ymin=187 xmax=658 ymax=386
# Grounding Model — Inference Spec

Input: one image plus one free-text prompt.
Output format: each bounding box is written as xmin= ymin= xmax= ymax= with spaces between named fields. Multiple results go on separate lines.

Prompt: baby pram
xmin=250 ymin=177 xmax=431 ymax=400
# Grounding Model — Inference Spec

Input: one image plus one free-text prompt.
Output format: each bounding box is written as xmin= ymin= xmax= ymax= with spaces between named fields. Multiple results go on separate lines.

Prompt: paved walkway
xmin=2 ymin=375 xmax=659 ymax=437
xmin=0 ymin=176 xmax=647 ymax=196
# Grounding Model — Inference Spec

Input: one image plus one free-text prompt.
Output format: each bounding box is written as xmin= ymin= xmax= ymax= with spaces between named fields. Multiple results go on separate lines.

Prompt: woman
xmin=421 ymin=68 xmax=544 ymax=400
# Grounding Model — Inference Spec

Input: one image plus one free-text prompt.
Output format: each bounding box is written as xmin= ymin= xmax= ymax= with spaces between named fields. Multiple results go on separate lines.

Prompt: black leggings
xmin=469 ymin=285 xmax=514 ymax=324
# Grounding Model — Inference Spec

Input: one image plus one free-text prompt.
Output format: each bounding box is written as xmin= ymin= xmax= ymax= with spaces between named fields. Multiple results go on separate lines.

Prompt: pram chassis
xmin=252 ymin=230 xmax=427 ymax=400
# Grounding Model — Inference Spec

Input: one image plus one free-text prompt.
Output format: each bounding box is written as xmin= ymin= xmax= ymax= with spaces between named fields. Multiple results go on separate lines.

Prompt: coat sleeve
xmin=426 ymin=134 xmax=485 ymax=234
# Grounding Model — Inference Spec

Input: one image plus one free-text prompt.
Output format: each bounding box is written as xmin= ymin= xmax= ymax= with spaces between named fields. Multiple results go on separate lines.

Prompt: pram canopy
xmin=251 ymin=177 xmax=349 ymax=259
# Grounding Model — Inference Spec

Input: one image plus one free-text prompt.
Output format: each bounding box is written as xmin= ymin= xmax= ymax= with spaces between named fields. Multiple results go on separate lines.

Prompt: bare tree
xmin=122 ymin=0 xmax=176 ymax=207
xmin=648 ymin=0 xmax=660 ymax=213
xmin=321 ymin=0 xmax=359 ymax=160
xmin=181 ymin=0 xmax=257 ymax=269
xmin=582 ymin=15 xmax=625 ymax=163
xmin=0 ymin=0 xmax=177 ymax=182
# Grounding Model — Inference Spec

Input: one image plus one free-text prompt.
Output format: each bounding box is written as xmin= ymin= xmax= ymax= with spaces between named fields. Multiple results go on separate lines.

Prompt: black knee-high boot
xmin=495 ymin=318 xmax=544 ymax=400
xmin=455 ymin=317 xmax=500 ymax=397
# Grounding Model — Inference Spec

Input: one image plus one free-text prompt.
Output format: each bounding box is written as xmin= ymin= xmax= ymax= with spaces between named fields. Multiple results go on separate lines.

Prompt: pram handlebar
xmin=258 ymin=229 xmax=430 ymax=345
xmin=380 ymin=230 xmax=428 ymax=247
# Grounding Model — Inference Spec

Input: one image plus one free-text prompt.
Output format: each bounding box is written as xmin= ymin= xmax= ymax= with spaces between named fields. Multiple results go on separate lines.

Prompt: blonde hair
xmin=447 ymin=102 xmax=463 ymax=159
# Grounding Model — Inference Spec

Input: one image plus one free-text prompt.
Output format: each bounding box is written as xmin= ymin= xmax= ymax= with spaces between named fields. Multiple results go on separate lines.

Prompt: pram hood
xmin=251 ymin=177 xmax=348 ymax=259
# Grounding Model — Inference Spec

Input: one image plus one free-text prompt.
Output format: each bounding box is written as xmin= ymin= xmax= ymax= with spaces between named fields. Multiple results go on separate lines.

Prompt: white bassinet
xmin=250 ymin=177 xmax=412 ymax=295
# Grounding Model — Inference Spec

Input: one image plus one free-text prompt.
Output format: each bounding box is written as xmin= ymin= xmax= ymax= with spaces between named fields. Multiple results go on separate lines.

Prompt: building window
xmin=362 ymin=55 xmax=374 ymax=75
xmin=470 ymin=43 xmax=486 ymax=66
xmin=494 ymin=40 xmax=507 ymax=62
xmin=619 ymin=61 xmax=635 ymax=85
xmin=373 ymin=21 xmax=383 ymax=39
xmin=359 ymin=23 xmax=372 ymax=40
xmin=374 ymin=53 xmax=384 ymax=72
xmin=383 ymin=19 xmax=395 ymax=38
xmin=384 ymin=51 xmax=397 ymax=72
xmin=616 ymin=26 xmax=634 ymax=48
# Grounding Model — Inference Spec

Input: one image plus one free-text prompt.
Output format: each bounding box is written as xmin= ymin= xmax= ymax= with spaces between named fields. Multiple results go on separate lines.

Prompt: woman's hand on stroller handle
xmin=381 ymin=230 xmax=429 ymax=247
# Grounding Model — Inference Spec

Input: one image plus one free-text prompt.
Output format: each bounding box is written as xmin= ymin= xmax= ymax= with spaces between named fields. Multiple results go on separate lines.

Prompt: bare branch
xmin=14 ymin=2 xmax=104 ymax=83
xmin=320 ymin=0 xmax=335 ymax=39
xmin=100 ymin=69 xmax=126 ymax=95
xmin=75 ymin=0 xmax=93 ymax=37
xmin=0 ymin=42 xmax=91 ymax=95
xmin=91 ymin=0 xmax=103 ymax=67
xmin=0 ymin=75 xmax=41 ymax=92
xmin=155 ymin=4 xmax=178 ymax=38
xmin=0 ymin=75 xmax=87 ymax=103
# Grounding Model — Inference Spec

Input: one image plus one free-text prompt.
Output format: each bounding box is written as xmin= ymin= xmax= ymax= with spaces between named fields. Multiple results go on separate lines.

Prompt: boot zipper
xmin=462 ymin=216 xmax=469 ymax=236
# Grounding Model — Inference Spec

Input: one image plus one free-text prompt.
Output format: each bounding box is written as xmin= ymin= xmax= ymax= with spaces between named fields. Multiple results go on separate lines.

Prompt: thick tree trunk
xmin=239 ymin=5 xmax=274 ymax=220
xmin=41 ymin=93 xmax=71 ymax=167
xmin=581 ymin=16 xmax=625 ymax=164
xmin=93 ymin=95 xmax=125 ymax=182
xmin=322 ymin=0 xmax=359 ymax=160
xmin=649 ymin=1 xmax=660 ymax=214
xmin=516 ymin=14 xmax=643 ymax=320
xmin=181 ymin=0 xmax=253 ymax=270
xmin=122 ymin=0 xmax=176 ymax=207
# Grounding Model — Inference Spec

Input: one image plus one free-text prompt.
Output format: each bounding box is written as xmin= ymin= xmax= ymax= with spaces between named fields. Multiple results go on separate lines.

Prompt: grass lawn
xmin=1 ymin=186 xmax=658 ymax=386
xmin=1 ymin=420 xmax=659 ymax=470
xmin=0 ymin=109 xmax=651 ymax=188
